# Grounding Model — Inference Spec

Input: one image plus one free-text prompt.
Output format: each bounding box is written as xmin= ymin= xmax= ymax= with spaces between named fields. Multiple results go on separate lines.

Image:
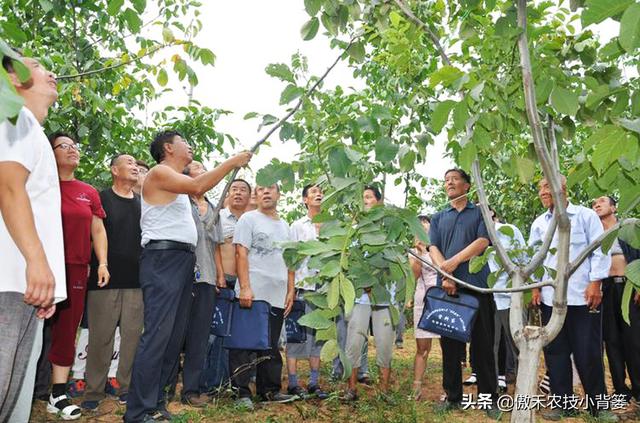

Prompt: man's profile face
xmin=11 ymin=57 xmax=58 ymax=104
xmin=228 ymin=181 xmax=250 ymax=209
xmin=113 ymin=155 xmax=138 ymax=183
xmin=592 ymin=196 xmax=615 ymax=218
xmin=444 ymin=171 xmax=469 ymax=200
xmin=363 ymin=189 xmax=380 ymax=211
xmin=165 ymin=135 xmax=193 ymax=163
xmin=303 ymin=185 xmax=323 ymax=209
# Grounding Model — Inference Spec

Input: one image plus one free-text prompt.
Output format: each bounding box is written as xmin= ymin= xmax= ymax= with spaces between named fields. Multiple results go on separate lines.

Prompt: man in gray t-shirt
xmin=230 ymin=183 xmax=295 ymax=407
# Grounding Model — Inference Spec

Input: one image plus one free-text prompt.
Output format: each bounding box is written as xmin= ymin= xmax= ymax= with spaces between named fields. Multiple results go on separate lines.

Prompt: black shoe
xmin=433 ymin=400 xmax=461 ymax=413
xmin=287 ymin=385 xmax=308 ymax=398
xmin=307 ymin=385 xmax=329 ymax=400
xmin=357 ymin=375 xmax=372 ymax=385
xmin=262 ymin=392 xmax=298 ymax=403
xmin=151 ymin=404 xmax=174 ymax=421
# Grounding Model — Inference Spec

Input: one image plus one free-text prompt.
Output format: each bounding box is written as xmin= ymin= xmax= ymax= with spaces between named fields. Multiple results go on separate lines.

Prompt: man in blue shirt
xmin=529 ymin=177 xmax=616 ymax=422
xmin=429 ymin=169 xmax=499 ymax=418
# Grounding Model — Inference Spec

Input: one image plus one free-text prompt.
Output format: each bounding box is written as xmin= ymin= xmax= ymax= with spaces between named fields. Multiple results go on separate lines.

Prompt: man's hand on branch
xmin=442 ymin=278 xmax=457 ymax=296
xmin=531 ymin=288 xmax=541 ymax=306
xmin=585 ymin=281 xmax=602 ymax=310
xmin=231 ymin=151 xmax=253 ymax=168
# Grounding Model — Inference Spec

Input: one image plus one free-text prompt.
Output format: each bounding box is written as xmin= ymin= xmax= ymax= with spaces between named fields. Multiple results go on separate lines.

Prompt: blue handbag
xmin=418 ymin=286 xmax=480 ymax=343
xmin=285 ymin=300 xmax=307 ymax=344
xmin=210 ymin=288 xmax=235 ymax=337
xmin=223 ymin=300 xmax=272 ymax=350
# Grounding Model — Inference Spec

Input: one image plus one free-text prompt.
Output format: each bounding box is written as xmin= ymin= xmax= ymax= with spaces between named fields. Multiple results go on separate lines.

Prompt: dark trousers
xmin=201 ymin=276 xmax=236 ymax=391
xmin=494 ymin=309 xmax=518 ymax=377
xmin=34 ymin=321 xmax=52 ymax=399
xmin=124 ymin=249 xmax=195 ymax=423
xmin=602 ymin=280 xmax=640 ymax=401
xmin=228 ymin=307 xmax=284 ymax=399
xmin=541 ymin=304 xmax=606 ymax=412
xmin=180 ymin=283 xmax=216 ymax=399
xmin=440 ymin=291 xmax=497 ymax=403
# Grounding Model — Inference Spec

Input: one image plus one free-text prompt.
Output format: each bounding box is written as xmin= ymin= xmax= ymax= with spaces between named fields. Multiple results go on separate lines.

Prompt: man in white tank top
xmin=124 ymin=131 xmax=251 ymax=423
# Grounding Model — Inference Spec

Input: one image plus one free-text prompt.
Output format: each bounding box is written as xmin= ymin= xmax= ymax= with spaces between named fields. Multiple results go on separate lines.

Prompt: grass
xmin=29 ymin=329 xmax=632 ymax=422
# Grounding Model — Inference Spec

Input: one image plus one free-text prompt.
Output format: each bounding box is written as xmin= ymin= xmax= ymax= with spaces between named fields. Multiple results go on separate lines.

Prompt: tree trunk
xmin=511 ymin=327 xmax=544 ymax=423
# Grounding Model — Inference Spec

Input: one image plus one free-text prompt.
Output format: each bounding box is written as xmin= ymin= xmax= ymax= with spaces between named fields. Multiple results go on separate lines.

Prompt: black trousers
xmin=541 ymin=304 xmax=606 ymax=412
xmin=124 ymin=249 xmax=195 ymax=423
xmin=602 ymin=280 xmax=640 ymax=401
xmin=228 ymin=307 xmax=284 ymax=399
xmin=440 ymin=291 xmax=497 ymax=403
xmin=180 ymin=283 xmax=216 ymax=399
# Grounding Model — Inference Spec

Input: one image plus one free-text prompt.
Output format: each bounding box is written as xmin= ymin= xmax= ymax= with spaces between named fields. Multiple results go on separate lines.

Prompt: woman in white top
xmin=408 ymin=216 xmax=439 ymax=401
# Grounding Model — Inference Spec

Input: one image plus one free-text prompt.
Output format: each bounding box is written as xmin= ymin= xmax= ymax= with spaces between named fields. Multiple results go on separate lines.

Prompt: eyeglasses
xmin=53 ymin=143 xmax=79 ymax=151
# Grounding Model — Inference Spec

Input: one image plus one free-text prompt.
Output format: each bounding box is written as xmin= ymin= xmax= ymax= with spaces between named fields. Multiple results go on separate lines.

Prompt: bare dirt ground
xmin=29 ymin=329 xmax=639 ymax=422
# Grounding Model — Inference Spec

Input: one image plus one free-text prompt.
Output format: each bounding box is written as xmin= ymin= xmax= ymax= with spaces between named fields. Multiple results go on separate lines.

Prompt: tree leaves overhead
xmin=374 ymin=136 xmax=399 ymax=162
xmin=550 ymin=86 xmax=579 ymax=116
xmin=619 ymin=3 xmax=640 ymax=53
xmin=581 ymin=0 xmax=633 ymax=27
xmin=589 ymin=125 xmax=630 ymax=173
xmin=301 ymin=17 xmax=320 ymax=40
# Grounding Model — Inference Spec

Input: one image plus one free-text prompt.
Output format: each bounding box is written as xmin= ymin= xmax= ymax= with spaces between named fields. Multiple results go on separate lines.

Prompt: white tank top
xmin=140 ymin=192 xmax=197 ymax=247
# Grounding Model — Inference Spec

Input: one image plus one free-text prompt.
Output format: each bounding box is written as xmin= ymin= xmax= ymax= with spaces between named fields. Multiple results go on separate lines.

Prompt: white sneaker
xmin=463 ymin=373 xmax=477 ymax=386
xmin=498 ymin=375 xmax=507 ymax=392
xmin=47 ymin=394 xmax=81 ymax=420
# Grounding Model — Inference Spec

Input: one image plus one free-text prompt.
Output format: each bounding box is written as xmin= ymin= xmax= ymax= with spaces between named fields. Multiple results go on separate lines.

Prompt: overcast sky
xmin=149 ymin=1 xmax=620 ymax=208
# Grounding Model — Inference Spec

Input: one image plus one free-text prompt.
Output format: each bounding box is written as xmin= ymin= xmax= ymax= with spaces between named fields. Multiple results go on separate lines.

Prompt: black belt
xmin=603 ymin=276 xmax=627 ymax=284
xmin=145 ymin=240 xmax=196 ymax=253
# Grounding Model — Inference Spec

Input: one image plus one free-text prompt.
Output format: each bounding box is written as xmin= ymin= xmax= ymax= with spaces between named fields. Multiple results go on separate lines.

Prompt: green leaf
xmin=327 ymin=276 xmax=340 ymax=309
xmin=338 ymin=347 xmax=352 ymax=379
xmin=429 ymin=65 xmax=464 ymax=88
xmin=399 ymin=150 xmax=416 ymax=172
xmin=431 ymin=100 xmax=456 ymax=133
xmin=621 ymin=281 xmax=634 ymax=324
xmin=452 ymin=100 xmax=469 ymax=131
xmin=619 ymin=221 xmax=640 ymax=249
xmin=458 ymin=142 xmax=477 ymax=171
xmin=320 ymin=339 xmax=339 ymax=362
xmin=328 ymin=147 xmax=350 ymax=177
xmin=581 ymin=0 xmax=632 ymax=27
xmin=498 ymin=225 xmax=515 ymax=238
xmin=107 ymin=0 xmax=124 ymax=16
xmin=304 ymin=0 xmax=323 ymax=15
xmin=199 ymin=48 xmax=216 ymax=66
xmin=38 ymin=0 xmax=54 ymax=13
xmin=339 ymin=275 xmax=356 ymax=315
xmin=361 ymin=232 xmax=387 ymax=246
xmin=619 ymin=3 xmax=640 ymax=52
xmin=589 ymin=125 xmax=630 ymax=172
xmin=301 ymin=17 xmax=320 ymax=40
xmin=618 ymin=118 xmax=640 ymax=135
xmin=157 ymin=68 xmax=168 ymax=86
xmin=601 ymin=228 xmax=620 ymax=254
xmin=298 ymin=310 xmax=333 ymax=330
xmin=11 ymin=59 xmax=30 ymax=84
xmin=122 ymin=8 xmax=142 ymax=33
xmin=279 ymin=84 xmax=304 ymax=105
xmin=0 ymin=71 xmax=24 ymax=122
xmin=162 ymin=27 xmax=175 ymax=43
xmin=265 ymin=63 xmax=295 ymax=83
xmin=348 ymin=41 xmax=366 ymax=62
xmin=535 ymin=78 xmax=555 ymax=105
xmin=550 ymin=86 xmax=579 ymax=116
xmin=469 ymin=254 xmax=488 ymax=273
xmin=514 ymin=156 xmax=536 ymax=183
xmin=255 ymin=161 xmax=295 ymax=191
xmin=319 ymin=260 xmax=341 ymax=278
xmin=374 ymin=136 xmax=399 ymax=162
xmin=2 ymin=21 xmax=27 ymax=43
xmin=131 ymin=0 xmax=146 ymax=13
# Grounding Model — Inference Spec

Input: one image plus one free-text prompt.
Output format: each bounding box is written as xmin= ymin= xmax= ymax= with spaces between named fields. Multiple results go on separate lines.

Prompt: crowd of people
xmin=1 ymin=51 xmax=639 ymax=423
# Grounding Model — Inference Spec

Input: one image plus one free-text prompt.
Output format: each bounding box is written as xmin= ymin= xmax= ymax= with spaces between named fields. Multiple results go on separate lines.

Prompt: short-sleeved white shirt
xmin=0 ymin=108 xmax=67 ymax=303
xmin=291 ymin=215 xmax=319 ymax=291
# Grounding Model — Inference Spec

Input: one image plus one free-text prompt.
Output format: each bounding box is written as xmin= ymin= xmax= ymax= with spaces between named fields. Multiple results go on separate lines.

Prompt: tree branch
xmin=566 ymin=218 xmax=639 ymax=277
xmin=407 ymin=250 xmax=554 ymax=294
xmin=546 ymin=115 xmax=560 ymax=173
xmin=471 ymin=160 xmax=518 ymax=277
xmin=57 ymin=43 xmax=173 ymax=80
xmin=212 ymin=36 xmax=359 ymax=219
xmin=523 ymin=210 xmax=558 ymax=277
xmin=392 ymin=0 xmax=452 ymax=66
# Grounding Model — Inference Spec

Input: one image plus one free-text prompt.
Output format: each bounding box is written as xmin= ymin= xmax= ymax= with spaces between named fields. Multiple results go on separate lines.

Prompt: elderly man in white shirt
xmin=285 ymin=184 xmax=328 ymax=399
xmin=529 ymin=177 xmax=615 ymax=422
